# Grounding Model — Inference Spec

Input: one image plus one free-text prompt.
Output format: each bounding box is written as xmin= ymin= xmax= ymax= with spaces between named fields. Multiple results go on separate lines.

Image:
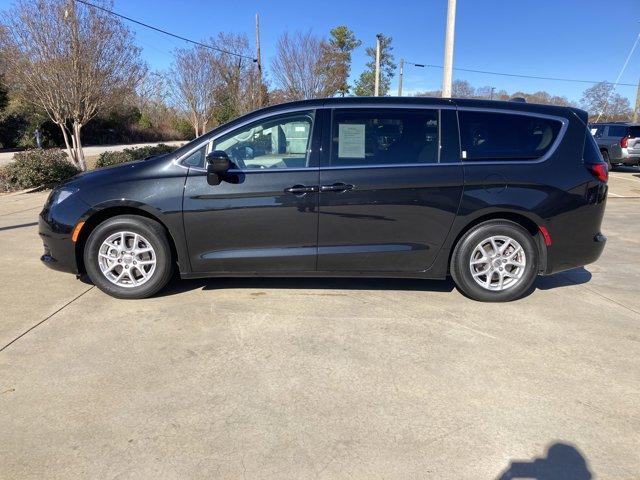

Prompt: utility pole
xmin=490 ymin=86 xmax=495 ymax=100
xmin=398 ymin=58 xmax=404 ymax=97
xmin=374 ymin=34 xmax=382 ymax=96
xmin=634 ymin=78 xmax=640 ymax=123
xmin=255 ymin=13 xmax=263 ymax=106
xmin=441 ymin=0 xmax=457 ymax=98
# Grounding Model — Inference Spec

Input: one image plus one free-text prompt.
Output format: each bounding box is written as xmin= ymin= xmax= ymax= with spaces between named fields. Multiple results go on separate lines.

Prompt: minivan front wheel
xmin=450 ymin=221 xmax=538 ymax=302
xmin=84 ymin=215 xmax=174 ymax=299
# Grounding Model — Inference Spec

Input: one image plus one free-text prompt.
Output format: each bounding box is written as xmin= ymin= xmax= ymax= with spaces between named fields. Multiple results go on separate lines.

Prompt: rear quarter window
xmin=606 ymin=125 xmax=627 ymax=137
xmin=459 ymin=111 xmax=562 ymax=161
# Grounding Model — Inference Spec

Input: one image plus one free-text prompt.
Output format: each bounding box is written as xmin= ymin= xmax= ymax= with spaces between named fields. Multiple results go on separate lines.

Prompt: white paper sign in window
xmin=338 ymin=124 xmax=366 ymax=158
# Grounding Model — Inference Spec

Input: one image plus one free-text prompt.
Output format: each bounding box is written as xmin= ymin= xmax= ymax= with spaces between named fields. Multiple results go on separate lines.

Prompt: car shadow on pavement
xmin=156 ymin=275 xmax=456 ymax=298
xmin=536 ymin=267 xmax=592 ymax=290
xmin=156 ymin=268 xmax=591 ymax=298
xmin=495 ymin=442 xmax=592 ymax=479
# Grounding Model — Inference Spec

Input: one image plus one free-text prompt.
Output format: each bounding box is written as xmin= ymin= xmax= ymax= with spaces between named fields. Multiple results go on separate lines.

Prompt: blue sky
xmin=2 ymin=0 xmax=639 ymax=103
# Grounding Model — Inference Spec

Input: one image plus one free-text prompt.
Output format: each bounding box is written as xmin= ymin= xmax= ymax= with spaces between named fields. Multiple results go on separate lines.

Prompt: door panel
xmin=182 ymin=109 xmax=321 ymax=273
xmin=317 ymin=108 xmax=463 ymax=272
xmin=317 ymin=166 xmax=462 ymax=271
xmin=183 ymin=170 xmax=319 ymax=272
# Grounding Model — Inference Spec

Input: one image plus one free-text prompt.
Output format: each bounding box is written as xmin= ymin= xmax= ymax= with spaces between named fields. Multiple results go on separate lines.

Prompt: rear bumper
xmin=619 ymin=156 xmax=640 ymax=166
xmin=544 ymin=232 xmax=606 ymax=275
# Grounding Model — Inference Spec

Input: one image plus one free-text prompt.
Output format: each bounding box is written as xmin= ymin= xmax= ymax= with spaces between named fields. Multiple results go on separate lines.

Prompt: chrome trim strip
xmin=179 ymin=104 xmax=571 ymax=171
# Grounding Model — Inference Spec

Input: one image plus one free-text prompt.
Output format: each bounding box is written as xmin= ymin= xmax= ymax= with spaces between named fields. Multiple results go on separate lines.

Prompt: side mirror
xmin=206 ymin=150 xmax=231 ymax=186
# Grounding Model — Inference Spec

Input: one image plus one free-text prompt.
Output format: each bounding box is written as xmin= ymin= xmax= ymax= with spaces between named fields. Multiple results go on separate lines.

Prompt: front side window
xmin=212 ymin=111 xmax=314 ymax=170
xmin=459 ymin=111 xmax=562 ymax=161
xmin=590 ymin=125 xmax=605 ymax=138
xmin=331 ymin=109 xmax=439 ymax=166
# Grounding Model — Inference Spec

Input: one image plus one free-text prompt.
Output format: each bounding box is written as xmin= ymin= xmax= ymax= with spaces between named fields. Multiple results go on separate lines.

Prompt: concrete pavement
xmin=0 ymin=177 xmax=639 ymax=479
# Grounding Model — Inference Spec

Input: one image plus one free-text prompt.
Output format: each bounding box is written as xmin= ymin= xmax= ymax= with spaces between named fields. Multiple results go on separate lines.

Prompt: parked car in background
xmin=589 ymin=122 xmax=640 ymax=169
xmin=39 ymin=97 xmax=608 ymax=302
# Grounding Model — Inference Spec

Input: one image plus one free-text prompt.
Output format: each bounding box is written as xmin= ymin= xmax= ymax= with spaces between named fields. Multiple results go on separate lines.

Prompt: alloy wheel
xmin=469 ymin=235 xmax=526 ymax=291
xmin=97 ymin=231 xmax=157 ymax=288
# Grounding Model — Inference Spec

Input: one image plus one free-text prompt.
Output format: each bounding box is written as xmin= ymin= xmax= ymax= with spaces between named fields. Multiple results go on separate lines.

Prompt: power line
xmin=595 ymin=32 xmax=640 ymax=121
xmin=421 ymin=63 xmax=638 ymax=88
xmin=74 ymin=0 xmax=256 ymax=61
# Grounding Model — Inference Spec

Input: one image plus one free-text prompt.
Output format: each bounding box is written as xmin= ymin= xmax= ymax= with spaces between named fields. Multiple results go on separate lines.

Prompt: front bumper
xmin=38 ymin=190 xmax=91 ymax=275
xmin=39 ymin=214 xmax=79 ymax=274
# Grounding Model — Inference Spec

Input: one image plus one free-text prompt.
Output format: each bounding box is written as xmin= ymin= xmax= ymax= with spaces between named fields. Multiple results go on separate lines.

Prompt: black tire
xmin=601 ymin=150 xmax=612 ymax=171
xmin=83 ymin=215 xmax=174 ymax=299
xmin=450 ymin=220 xmax=538 ymax=302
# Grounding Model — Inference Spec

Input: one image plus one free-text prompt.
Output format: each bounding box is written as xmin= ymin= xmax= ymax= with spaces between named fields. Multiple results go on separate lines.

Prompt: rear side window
xmin=331 ymin=109 xmax=439 ymax=166
xmin=459 ymin=111 xmax=562 ymax=161
xmin=628 ymin=126 xmax=640 ymax=138
xmin=607 ymin=125 xmax=628 ymax=137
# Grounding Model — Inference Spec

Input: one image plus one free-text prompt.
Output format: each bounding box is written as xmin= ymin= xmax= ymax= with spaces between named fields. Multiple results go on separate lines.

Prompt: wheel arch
xmin=75 ymin=206 xmax=179 ymax=275
xmin=445 ymin=211 xmax=547 ymax=275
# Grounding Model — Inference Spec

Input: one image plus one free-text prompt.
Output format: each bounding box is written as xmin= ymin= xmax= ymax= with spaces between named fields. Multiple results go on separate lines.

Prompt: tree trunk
xmin=72 ymin=121 xmax=87 ymax=171
xmin=58 ymin=122 xmax=80 ymax=169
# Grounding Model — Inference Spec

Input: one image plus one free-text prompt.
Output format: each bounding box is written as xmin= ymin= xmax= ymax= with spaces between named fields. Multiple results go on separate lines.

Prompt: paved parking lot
xmin=1 ymin=171 xmax=639 ymax=479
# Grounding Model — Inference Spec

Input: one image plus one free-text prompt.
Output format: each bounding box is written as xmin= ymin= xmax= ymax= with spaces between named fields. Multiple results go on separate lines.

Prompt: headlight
xmin=50 ymin=187 xmax=79 ymax=206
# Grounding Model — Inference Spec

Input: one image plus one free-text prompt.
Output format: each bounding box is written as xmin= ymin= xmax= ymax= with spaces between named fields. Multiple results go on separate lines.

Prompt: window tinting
xmin=213 ymin=112 xmax=314 ymax=170
xmin=331 ymin=109 xmax=439 ymax=166
xmin=590 ymin=125 xmax=605 ymax=138
xmin=459 ymin=111 xmax=562 ymax=161
xmin=628 ymin=126 xmax=640 ymax=138
xmin=607 ymin=125 xmax=628 ymax=138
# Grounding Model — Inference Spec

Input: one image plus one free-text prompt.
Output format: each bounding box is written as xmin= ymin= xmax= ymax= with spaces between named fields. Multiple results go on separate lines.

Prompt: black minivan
xmin=39 ymin=97 xmax=608 ymax=302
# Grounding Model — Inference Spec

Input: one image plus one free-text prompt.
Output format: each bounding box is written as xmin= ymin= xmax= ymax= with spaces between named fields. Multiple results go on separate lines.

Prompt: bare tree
xmin=1 ymin=0 xmax=143 ymax=170
xmin=271 ymin=31 xmax=329 ymax=101
xmin=209 ymin=32 xmax=262 ymax=124
xmin=580 ymin=81 xmax=632 ymax=121
xmin=170 ymin=44 xmax=223 ymax=137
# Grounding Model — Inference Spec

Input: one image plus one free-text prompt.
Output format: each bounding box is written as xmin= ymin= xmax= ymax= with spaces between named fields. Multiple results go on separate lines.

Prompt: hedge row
xmin=0 ymin=143 xmax=179 ymax=192
xmin=95 ymin=144 xmax=177 ymax=168
xmin=0 ymin=149 xmax=80 ymax=192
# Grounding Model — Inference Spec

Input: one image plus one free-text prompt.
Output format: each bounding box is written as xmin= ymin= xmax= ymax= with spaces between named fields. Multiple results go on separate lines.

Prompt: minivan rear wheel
xmin=450 ymin=221 xmax=538 ymax=302
xmin=84 ymin=215 xmax=174 ymax=299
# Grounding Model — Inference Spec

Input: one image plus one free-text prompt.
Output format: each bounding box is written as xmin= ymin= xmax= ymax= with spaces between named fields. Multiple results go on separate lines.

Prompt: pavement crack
xmin=0 ymin=206 xmax=41 ymax=217
xmin=0 ymin=286 xmax=94 ymax=353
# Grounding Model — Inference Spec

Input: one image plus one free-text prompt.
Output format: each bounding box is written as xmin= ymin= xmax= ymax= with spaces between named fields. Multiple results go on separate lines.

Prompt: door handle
xmin=284 ymin=185 xmax=318 ymax=195
xmin=320 ymin=183 xmax=354 ymax=193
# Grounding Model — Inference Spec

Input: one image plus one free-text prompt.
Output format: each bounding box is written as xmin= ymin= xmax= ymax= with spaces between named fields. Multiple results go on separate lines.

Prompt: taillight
xmin=587 ymin=163 xmax=608 ymax=182
xmin=620 ymin=136 xmax=628 ymax=148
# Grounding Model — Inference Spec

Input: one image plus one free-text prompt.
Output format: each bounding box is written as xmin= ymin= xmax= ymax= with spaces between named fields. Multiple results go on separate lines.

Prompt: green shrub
xmin=95 ymin=143 xmax=178 ymax=168
xmin=0 ymin=149 xmax=80 ymax=192
xmin=94 ymin=150 xmax=132 ymax=168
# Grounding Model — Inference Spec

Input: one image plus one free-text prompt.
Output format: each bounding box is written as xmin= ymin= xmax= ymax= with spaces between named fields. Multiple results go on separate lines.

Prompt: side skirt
xmin=180 ymin=270 xmax=447 ymax=280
